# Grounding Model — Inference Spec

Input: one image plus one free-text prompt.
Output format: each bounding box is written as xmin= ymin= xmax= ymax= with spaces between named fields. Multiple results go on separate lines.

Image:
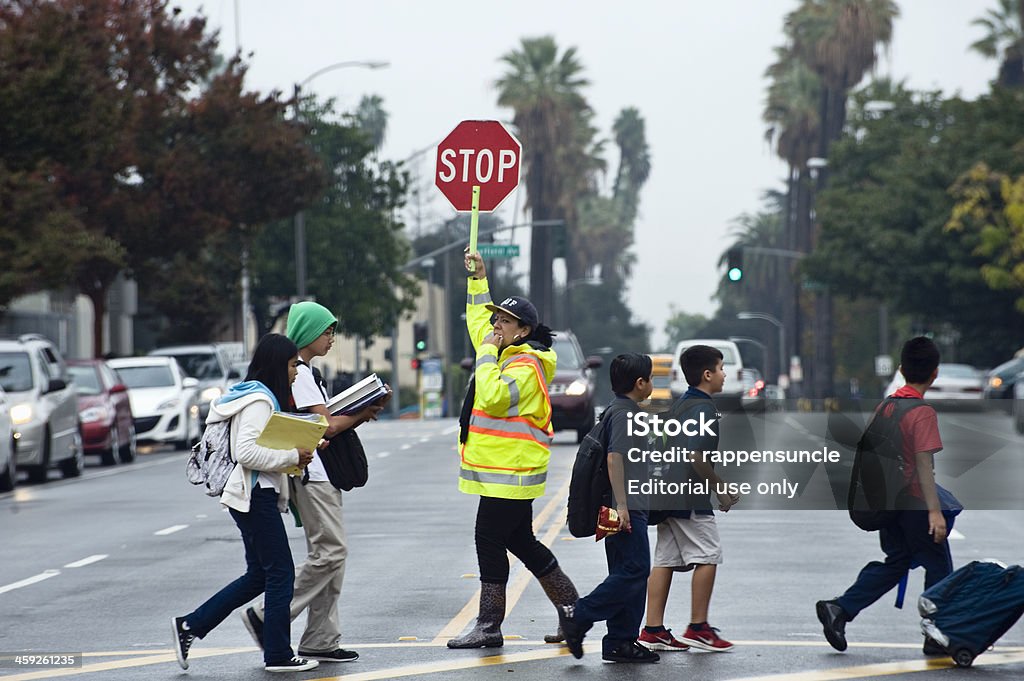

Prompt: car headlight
xmin=565 ymin=379 xmax=588 ymax=396
xmin=11 ymin=403 xmax=33 ymax=425
xmin=989 ymin=376 xmax=1003 ymax=389
xmin=200 ymin=386 xmax=222 ymax=403
xmin=157 ymin=398 xmax=181 ymax=411
xmin=79 ymin=406 xmax=111 ymax=423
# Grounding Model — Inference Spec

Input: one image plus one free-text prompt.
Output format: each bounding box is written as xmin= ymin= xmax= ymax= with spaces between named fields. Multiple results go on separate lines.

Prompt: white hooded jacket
xmin=208 ymin=392 xmax=300 ymax=513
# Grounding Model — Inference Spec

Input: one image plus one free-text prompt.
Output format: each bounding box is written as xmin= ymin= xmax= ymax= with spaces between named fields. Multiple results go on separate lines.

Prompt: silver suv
xmin=0 ymin=334 xmax=83 ymax=481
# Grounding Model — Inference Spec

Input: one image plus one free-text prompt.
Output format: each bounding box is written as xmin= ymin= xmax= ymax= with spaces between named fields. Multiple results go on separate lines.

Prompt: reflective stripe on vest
xmin=460 ymin=468 xmax=547 ymax=488
xmin=468 ymin=292 xmax=493 ymax=306
xmin=475 ymin=355 xmax=497 ymax=369
xmin=469 ymin=410 xmax=552 ymax=446
xmin=500 ymin=374 xmax=520 ymax=416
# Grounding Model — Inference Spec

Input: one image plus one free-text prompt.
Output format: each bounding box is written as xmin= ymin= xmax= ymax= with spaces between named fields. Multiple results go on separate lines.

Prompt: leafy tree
xmin=248 ymin=96 xmax=418 ymax=340
xmin=946 ymin=161 xmax=1024 ymax=310
xmin=0 ymin=0 xmax=323 ymax=352
xmin=803 ymin=85 xmax=1024 ymax=365
xmin=663 ymin=308 xmax=709 ymax=350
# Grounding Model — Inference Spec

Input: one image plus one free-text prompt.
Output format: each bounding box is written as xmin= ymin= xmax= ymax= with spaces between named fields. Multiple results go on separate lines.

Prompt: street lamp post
xmin=293 ymin=60 xmax=389 ymax=299
xmin=737 ymin=312 xmax=786 ymax=387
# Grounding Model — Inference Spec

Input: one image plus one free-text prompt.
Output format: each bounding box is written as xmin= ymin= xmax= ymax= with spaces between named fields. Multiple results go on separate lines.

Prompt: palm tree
xmin=970 ymin=0 xmax=1024 ymax=87
xmin=496 ymin=36 xmax=591 ymax=319
xmin=611 ymin=107 xmax=651 ymax=229
xmin=780 ymin=0 xmax=898 ymax=398
xmin=763 ymin=46 xmax=822 ymax=393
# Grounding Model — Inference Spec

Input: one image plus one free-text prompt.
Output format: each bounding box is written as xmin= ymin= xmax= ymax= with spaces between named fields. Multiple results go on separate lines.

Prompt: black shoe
xmin=559 ymin=604 xmax=591 ymax=659
xmin=171 ymin=616 xmax=196 ymax=670
xmin=816 ymin=600 xmax=848 ymax=652
xmin=602 ymin=640 xmax=660 ymax=663
xmin=923 ymin=637 xmax=946 ymax=656
xmin=297 ymin=648 xmax=359 ymax=663
xmin=240 ymin=607 xmax=264 ymax=650
xmin=265 ymin=656 xmax=319 ymax=672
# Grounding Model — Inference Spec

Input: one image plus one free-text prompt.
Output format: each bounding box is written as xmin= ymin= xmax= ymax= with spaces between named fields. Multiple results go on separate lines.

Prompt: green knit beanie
xmin=286 ymin=301 xmax=337 ymax=349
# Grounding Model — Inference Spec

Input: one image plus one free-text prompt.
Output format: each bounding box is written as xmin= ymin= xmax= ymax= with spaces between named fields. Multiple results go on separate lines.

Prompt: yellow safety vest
xmin=459 ymin=277 xmax=555 ymax=500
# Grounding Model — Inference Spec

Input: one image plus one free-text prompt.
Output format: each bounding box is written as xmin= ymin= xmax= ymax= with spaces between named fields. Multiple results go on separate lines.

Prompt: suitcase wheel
xmin=952 ymin=648 xmax=975 ymax=668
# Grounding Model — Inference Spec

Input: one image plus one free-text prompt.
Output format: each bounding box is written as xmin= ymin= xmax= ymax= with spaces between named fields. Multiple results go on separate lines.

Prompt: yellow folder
xmin=255 ymin=412 xmax=328 ymax=452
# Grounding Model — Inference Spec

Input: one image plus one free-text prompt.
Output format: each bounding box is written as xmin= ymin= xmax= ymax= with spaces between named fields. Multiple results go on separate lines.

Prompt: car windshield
xmin=712 ymin=346 xmax=739 ymax=364
xmin=161 ymin=352 xmax=223 ymax=380
xmin=116 ymin=365 xmax=175 ymax=388
xmin=552 ymin=338 xmax=582 ymax=370
xmin=67 ymin=366 xmax=102 ymax=395
xmin=940 ymin=364 xmax=980 ymax=379
xmin=0 ymin=352 xmax=34 ymax=392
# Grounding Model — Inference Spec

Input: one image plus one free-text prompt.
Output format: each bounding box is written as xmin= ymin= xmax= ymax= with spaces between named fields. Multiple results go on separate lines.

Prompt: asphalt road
xmin=1 ymin=410 xmax=1022 ymax=681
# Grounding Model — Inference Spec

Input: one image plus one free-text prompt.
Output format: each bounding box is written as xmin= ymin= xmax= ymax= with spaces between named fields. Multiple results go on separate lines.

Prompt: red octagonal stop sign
xmin=435 ymin=120 xmax=521 ymax=212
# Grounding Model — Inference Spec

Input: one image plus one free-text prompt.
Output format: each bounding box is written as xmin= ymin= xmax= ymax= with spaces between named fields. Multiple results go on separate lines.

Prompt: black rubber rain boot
xmin=447 ymin=582 xmax=506 ymax=649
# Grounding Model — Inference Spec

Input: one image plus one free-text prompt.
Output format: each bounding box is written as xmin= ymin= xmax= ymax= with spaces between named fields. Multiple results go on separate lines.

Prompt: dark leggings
xmin=475 ymin=496 xmax=558 ymax=584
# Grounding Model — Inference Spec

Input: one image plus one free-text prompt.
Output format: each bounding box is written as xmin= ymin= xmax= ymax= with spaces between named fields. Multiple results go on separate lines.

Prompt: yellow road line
xmin=429 ymin=463 xmax=572 ymax=645
xmin=308 ymin=644 xmax=583 ymax=681
xmin=726 ymin=650 xmax=1024 ymax=681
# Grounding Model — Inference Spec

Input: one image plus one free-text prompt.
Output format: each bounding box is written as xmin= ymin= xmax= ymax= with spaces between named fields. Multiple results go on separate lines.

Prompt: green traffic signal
xmin=728 ymin=267 xmax=743 ymax=282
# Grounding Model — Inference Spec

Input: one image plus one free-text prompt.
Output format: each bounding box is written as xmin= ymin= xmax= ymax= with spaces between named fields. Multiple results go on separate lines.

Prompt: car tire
xmin=0 ymin=438 xmax=15 ymax=492
xmin=26 ymin=428 xmax=51 ymax=483
xmin=119 ymin=424 xmax=137 ymax=464
xmin=100 ymin=424 xmax=119 ymax=467
xmin=59 ymin=432 xmax=84 ymax=478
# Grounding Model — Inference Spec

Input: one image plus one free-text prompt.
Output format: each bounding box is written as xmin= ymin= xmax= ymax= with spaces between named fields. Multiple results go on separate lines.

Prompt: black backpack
xmin=566 ymin=405 xmax=618 ymax=538
xmin=848 ymin=396 xmax=928 ymax=531
xmin=306 ymin=363 xmax=369 ymax=491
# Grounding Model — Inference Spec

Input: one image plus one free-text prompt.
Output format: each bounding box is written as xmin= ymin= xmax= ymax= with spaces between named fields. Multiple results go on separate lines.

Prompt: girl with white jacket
xmin=172 ymin=334 xmax=318 ymax=673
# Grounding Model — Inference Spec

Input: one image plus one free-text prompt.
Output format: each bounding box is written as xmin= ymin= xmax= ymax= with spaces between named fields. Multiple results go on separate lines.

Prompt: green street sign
xmin=478 ymin=243 xmax=520 ymax=259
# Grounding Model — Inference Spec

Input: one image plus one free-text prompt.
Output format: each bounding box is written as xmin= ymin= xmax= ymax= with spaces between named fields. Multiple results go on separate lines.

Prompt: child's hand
xmin=297 ymin=448 xmax=315 ymax=468
xmin=928 ymin=510 xmax=947 ymax=543
xmin=716 ymin=491 xmax=740 ymax=512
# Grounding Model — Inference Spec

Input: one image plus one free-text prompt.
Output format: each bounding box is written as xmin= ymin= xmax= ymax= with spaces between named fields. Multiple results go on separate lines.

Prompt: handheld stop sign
xmin=435 ymin=120 xmax=522 ymax=270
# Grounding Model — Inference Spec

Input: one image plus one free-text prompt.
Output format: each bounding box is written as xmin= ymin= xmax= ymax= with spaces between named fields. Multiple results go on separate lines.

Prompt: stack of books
xmin=326 ymin=373 xmax=389 ymax=415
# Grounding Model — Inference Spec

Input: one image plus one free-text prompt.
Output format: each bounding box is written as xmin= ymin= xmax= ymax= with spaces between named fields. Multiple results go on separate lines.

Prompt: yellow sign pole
xmin=467 ymin=185 xmax=481 ymax=271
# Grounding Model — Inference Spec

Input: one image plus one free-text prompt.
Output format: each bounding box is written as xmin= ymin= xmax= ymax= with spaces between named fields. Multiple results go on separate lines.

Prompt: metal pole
xmin=390 ymin=325 xmax=400 ymax=419
xmin=293 ymin=83 xmax=307 ymax=300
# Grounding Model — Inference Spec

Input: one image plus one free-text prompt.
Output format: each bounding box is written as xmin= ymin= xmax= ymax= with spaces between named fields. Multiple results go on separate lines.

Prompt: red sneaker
xmin=638 ymin=628 xmax=690 ymax=651
xmin=680 ymin=624 xmax=734 ymax=652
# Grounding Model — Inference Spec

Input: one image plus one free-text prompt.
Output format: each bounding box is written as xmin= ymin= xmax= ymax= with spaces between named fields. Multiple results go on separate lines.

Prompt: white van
xmin=669 ymin=338 xmax=745 ymax=400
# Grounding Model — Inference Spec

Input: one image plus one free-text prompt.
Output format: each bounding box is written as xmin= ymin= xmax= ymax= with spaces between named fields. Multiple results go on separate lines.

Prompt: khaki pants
xmin=256 ymin=479 xmax=347 ymax=652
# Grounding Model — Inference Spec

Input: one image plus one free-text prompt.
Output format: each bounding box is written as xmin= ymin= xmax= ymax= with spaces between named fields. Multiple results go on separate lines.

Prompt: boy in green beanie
xmin=244 ymin=301 xmax=388 ymax=663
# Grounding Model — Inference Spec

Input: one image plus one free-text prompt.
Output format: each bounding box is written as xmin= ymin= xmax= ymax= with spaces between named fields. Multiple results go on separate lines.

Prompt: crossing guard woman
xmin=447 ymin=251 xmax=581 ymax=649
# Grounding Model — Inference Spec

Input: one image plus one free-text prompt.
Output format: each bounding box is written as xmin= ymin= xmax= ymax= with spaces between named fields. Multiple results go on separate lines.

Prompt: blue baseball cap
xmin=486 ymin=295 xmax=539 ymax=330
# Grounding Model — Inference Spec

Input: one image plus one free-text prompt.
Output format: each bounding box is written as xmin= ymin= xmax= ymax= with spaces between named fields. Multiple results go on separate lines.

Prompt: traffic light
xmin=552 ymin=223 xmax=568 ymax=259
xmin=413 ymin=321 xmax=428 ymax=353
xmin=727 ymin=248 xmax=743 ymax=282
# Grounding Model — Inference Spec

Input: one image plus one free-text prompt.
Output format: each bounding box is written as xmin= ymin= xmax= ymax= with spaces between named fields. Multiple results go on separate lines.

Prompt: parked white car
xmin=108 ymin=357 xmax=201 ymax=449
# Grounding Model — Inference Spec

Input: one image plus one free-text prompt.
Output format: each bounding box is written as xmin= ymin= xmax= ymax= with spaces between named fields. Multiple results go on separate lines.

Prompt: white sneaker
xmin=265 ymin=656 xmax=319 ymax=672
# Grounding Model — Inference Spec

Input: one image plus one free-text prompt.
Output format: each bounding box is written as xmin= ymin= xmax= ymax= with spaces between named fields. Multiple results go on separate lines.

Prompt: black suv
xmin=548 ymin=330 xmax=602 ymax=442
